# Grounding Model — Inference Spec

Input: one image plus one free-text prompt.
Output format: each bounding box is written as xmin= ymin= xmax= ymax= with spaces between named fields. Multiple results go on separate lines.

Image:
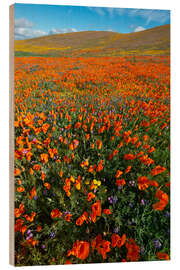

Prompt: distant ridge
xmin=15 ymin=24 xmax=170 ymax=56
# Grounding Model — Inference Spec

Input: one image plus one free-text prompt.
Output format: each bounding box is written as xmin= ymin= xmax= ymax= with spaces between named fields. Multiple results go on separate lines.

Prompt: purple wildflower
xmin=154 ymin=239 xmax=162 ymax=249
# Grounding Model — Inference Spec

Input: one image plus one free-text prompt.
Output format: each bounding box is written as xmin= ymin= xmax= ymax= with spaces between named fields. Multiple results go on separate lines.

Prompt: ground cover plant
xmin=14 ymin=55 xmax=170 ymax=266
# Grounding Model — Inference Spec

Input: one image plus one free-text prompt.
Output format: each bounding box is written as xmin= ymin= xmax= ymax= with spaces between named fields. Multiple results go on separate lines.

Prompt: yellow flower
xmin=70 ymin=176 xmax=75 ymax=183
xmin=85 ymin=180 xmax=90 ymax=185
xmin=93 ymin=179 xmax=97 ymax=185
xmin=97 ymin=181 xmax=101 ymax=186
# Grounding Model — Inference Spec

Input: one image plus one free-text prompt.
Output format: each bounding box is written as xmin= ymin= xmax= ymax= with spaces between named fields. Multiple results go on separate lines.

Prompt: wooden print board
xmin=10 ymin=3 xmax=170 ymax=266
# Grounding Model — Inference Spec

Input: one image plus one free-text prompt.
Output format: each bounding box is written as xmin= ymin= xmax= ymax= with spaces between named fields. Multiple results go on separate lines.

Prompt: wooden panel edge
xmin=9 ymin=4 xmax=15 ymax=266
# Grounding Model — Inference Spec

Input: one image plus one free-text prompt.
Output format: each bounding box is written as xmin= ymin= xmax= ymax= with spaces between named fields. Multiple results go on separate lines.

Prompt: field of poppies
xmin=14 ymin=55 xmax=170 ymax=266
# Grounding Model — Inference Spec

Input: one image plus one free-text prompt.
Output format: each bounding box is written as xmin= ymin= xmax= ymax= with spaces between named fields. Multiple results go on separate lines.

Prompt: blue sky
xmin=14 ymin=3 xmax=170 ymax=40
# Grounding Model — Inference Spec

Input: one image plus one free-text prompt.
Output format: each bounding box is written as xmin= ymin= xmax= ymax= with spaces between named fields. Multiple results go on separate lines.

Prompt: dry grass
xmin=15 ymin=24 xmax=170 ymax=56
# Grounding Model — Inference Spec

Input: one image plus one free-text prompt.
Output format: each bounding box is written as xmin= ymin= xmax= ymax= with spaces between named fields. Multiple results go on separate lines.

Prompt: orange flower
xmin=51 ymin=208 xmax=62 ymax=219
xmin=21 ymin=225 xmax=27 ymax=235
xmin=147 ymin=146 xmax=155 ymax=153
xmin=103 ymin=209 xmax=111 ymax=215
xmin=33 ymin=164 xmax=41 ymax=171
xmin=80 ymin=159 xmax=89 ymax=168
xmin=92 ymin=200 xmax=101 ymax=216
xmin=96 ymin=160 xmax=103 ymax=172
xmin=37 ymin=225 xmax=42 ymax=232
xmin=29 ymin=168 xmax=34 ymax=175
xmin=124 ymin=154 xmax=136 ymax=160
xmin=14 ymin=168 xmax=21 ymax=176
xmin=24 ymin=212 xmax=36 ymax=222
xmin=42 ymin=123 xmax=50 ymax=134
xmin=59 ymin=170 xmax=63 ymax=178
xmin=150 ymin=165 xmax=166 ymax=176
xmin=143 ymin=135 xmax=149 ymax=141
xmin=65 ymin=260 xmax=72 ymax=264
xmin=137 ymin=176 xmax=149 ymax=190
xmin=44 ymin=182 xmax=51 ymax=190
xmin=65 ymin=213 xmax=72 ymax=222
xmin=76 ymin=216 xmax=84 ymax=226
xmin=111 ymin=233 xmax=126 ymax=248
xmin=91 ymin=200 xmax=101 ymax=223
xmin=76 ymin=211 xmax=88 ymax=226
xmin=115 ymin=170 xmax=123 ymax=178
xmin=153 ymin=190 xmax=168 ymax=211
xmin=41 ymin=172 xmax=46 ymax=181
xmin=26 ymin=151 xmax=32 ymax=161
xmin=157 ymin=252 xmax=169 ymax=260
xmin=87 ymin=192 xmax=95 ymax=202
xmin=74 ymin=122 xmax=82 ymax=129
xmin=40 ymin=153 xmax=48 ymax=164
xmin=125 ymin=166 xmax=132 ymax=174
xmin=14 ymin=203 xmax=25 ymax=218
xmin=116 ymin=178 xmax=126 ymax=187
xmin=88 ymin=165 xmax=94 ymax=173
xmin=17 ymin=186 xmax=25 ymax=193
xmin=111 ymin=233 xmax=120 ymax=248
xmin=126 ymin=238 xmax=140 ymax=261
xmin=96 ymin=139 xmax=102 ymax=150
xmin=29 ymin=186 xmax=36 ymax=200
xmin=73 ymin=139 xmax=79 ymax=149
xmin=117 ymin=234 xmax=126 ymax=248
xmin=68 ymin=240 xmax=90 ymax=260
xmin=98 ymin=240 xmax=111 ymax=259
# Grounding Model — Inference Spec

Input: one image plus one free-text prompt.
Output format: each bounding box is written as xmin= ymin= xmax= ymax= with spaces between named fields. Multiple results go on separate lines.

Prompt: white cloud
xmin=88 ymin=7 xmax=105 ymax=16
xmin=129 ymin=9 xmax=170 ymax=25
xmin=88 ymin=7 xmax=125 ymax=17
xmin=106 ymin=28 xmax=113 ymax=32
xmin=15 ymin=18 xmax=34 ymax=28
xmin=15 ymin=17 xmax=47 ymax=40
xmin=15 ymin=27 xmax=47 ymax=40
xmin=49 ymin=28 xmax=77 ymax=35
xmin=134 ymin=26 xmax=146 ymax=32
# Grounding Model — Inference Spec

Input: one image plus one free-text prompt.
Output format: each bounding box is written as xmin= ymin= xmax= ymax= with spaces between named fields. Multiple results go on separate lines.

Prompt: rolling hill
xmin=15 ymin=24 xmax=170 ymax=57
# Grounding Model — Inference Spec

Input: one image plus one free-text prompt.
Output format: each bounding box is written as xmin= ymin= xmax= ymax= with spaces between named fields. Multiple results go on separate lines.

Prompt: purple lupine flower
xmin=34 ymin=195 xmax=38 ymax=200
xmin=154 ymin=239 xmax=162 ymax=249
xmin=118 ymin=185 xmax=122 ymax=190
xmin=165 ymin=211 xmax=170 ymax=218
xmin=145 ymin=200 xmax=150 ymax=205
xmin=113 ymin=196 xmax=118 ymax=204
xmin=26 ymin=235 xmax=32 ymax=241
xmin=49 ymin=232 xmax=55 ymax=239
xmin=22 ymin=149 xmax=28 ymax=154
xmin=129 ymin=203 xmax=133 ymax=208
xmin=129 ymin=180 xmax=135 ymax=187
xmin=64 ymin=211 xmax=71 ymax=215
xmin=141 ymin=199 xmax=145 ymax=206
xmin=140 ymin=246 xmax=145 ymax=254
xmin=94 ymin=189 xmax=97 ymax=193
xmin=26 ymin=229 xmax=31 ymax=235
xmin=41 ymin=245 xmax=46 ymax=249
xmin=113 ymin=227 xmax=119 ymax=234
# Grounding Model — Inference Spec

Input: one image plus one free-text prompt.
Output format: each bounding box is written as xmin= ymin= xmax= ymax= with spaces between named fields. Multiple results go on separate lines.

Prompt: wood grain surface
xmin=9 ymin=4 xmax=14 ymax=266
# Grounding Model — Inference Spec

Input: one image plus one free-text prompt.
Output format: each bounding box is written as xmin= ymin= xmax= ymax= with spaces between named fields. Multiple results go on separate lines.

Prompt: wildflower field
xmin=14 ymin=55 xmax=170 ymax=265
